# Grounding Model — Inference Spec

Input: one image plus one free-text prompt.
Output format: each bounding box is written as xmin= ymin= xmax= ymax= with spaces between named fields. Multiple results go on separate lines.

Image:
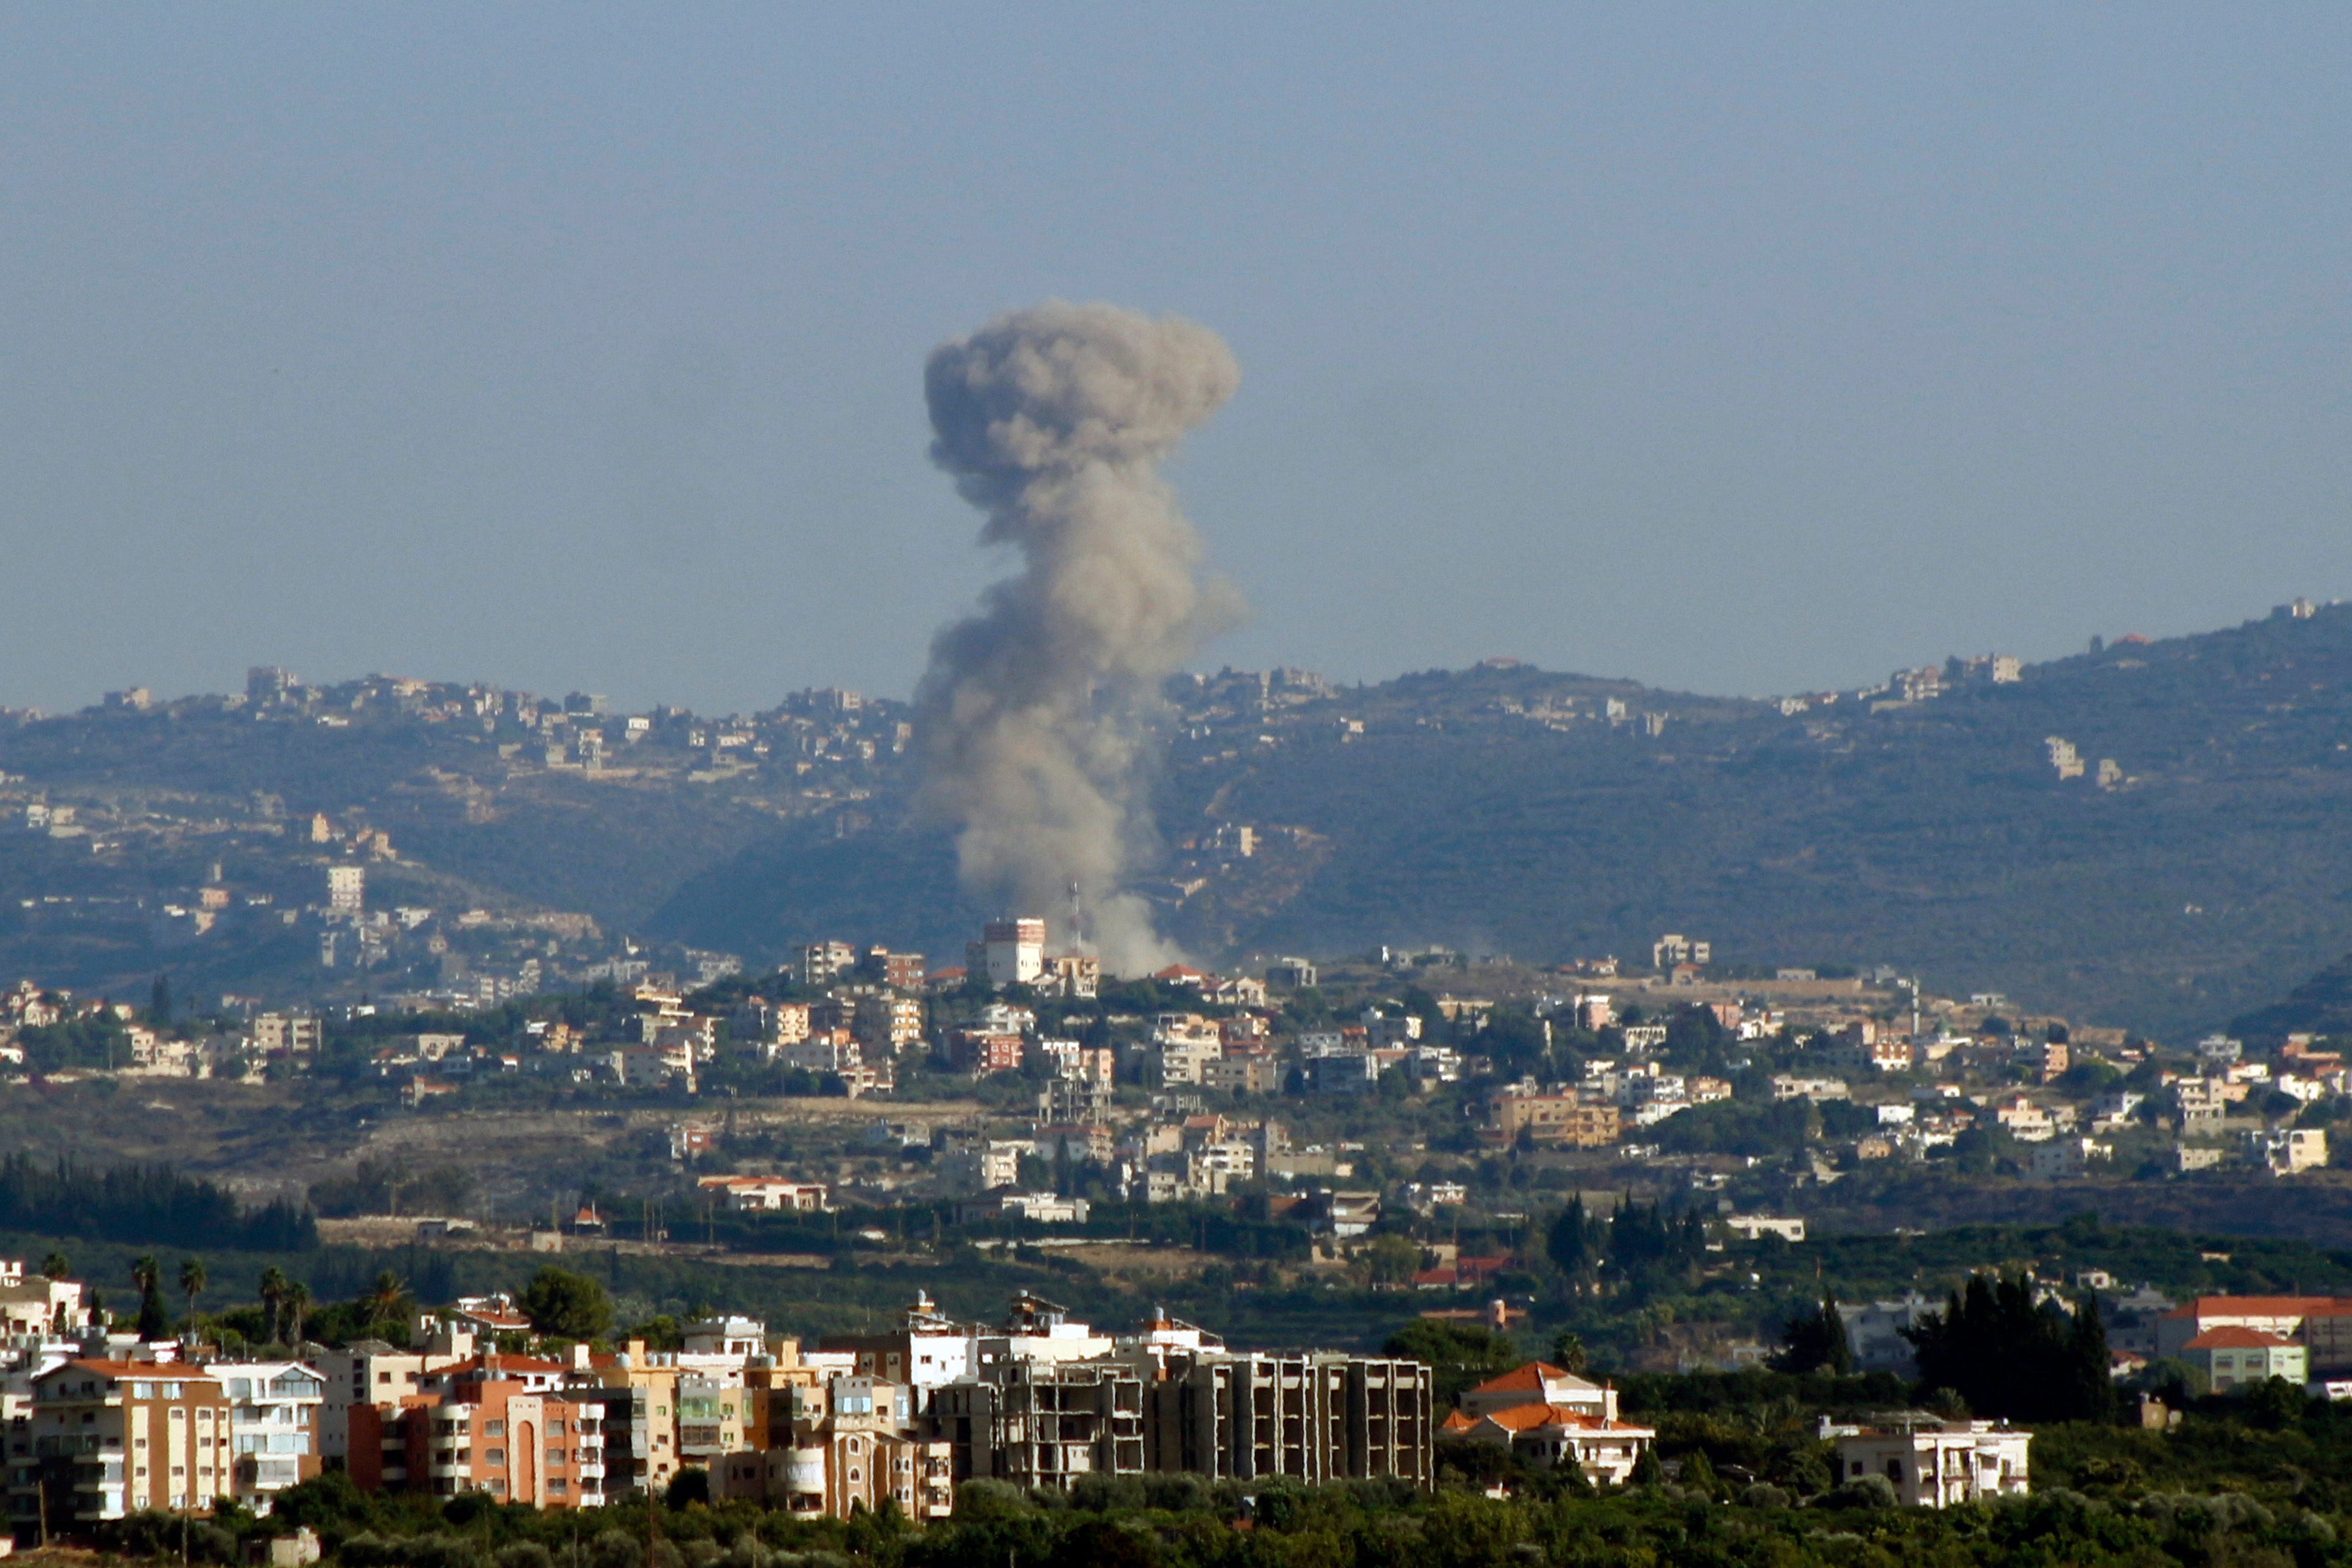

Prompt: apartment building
xmin=930 ymin=1360 xmax=1144 ymax=1487
xmin=393 ymin=1373 xmax=604 ymax=1507
xmin=1486 ymin=1091 xmax=1621 ymax=1149
xmin=13 ymin=1361 xmax=232 ymax=1529
xmin=216 ymin=1360 xmax=325 ymax=1509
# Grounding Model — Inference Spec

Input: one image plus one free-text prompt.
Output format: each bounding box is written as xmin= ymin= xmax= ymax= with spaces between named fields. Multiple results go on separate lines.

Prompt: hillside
xmin=6 ymin=605 xmax=2352 ymax=1036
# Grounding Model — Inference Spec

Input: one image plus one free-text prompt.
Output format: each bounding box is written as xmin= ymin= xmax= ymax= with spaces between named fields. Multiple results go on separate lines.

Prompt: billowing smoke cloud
xmin=915 ymin=301 xmax=1242 ymax=975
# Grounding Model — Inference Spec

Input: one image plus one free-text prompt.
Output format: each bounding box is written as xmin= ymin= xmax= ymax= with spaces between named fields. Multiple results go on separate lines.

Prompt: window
xmin=378 ymin=1373 xmax=393 ymax=1384
xmin=547 ymin=1450 xmax=566 ymax=1465
xmin=485 ymin=1449 xmax=506 ymax=1466
xmin=548 ymin=1478 xmax=567 ymax=1494
xmin=484 ymin=1421 xmax=506 ymax=1437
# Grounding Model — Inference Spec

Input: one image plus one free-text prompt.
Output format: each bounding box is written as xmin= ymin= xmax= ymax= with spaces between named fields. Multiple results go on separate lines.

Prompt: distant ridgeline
xmin=0 ymin=1156 xmax=316 ymax=1252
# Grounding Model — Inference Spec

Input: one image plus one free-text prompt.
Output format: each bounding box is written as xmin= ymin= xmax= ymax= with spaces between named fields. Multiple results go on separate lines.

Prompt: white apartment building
xmin=218 ymin=1360 xmax=325 ymax=1510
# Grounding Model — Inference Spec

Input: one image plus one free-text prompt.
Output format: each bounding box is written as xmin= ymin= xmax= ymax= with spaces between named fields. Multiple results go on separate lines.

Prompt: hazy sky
xmin=5 ymin=7 xmax=2347 ymax=715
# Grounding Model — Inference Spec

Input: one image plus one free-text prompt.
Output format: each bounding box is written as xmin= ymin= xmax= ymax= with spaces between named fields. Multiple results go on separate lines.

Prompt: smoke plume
xmin=915 ymin=301 xmax=1242 ymax=975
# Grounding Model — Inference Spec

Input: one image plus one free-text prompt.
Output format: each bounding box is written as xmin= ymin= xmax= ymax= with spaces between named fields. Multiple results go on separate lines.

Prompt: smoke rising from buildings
xmin=915 ymin=301 xmax=1242 ymax=975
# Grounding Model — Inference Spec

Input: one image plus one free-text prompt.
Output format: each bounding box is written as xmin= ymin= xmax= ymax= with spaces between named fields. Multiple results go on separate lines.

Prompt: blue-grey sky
xmin=5 ymin=6 xmax=2347 ymax=715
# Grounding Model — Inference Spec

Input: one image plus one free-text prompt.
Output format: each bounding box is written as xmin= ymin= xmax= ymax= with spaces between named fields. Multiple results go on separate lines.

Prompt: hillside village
xmin=7 ymin=895 xmax=2347 ymax=1273
xmin=6 ymin=598 xmax=2352 ymax=1043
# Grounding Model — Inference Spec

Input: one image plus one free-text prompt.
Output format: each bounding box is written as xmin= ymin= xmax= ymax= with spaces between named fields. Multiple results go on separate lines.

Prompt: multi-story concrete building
xmin=714 ymin=1375 xmax=953 ymax=1522
xmin=393 ymin=1371 xmax=603 ymax=1507
xmin=1128 ymin=1339 xmax=1431 ymax=1486
xmin=930 ymin=1360 xmax=1143 ymax=1488
xmin=853 ymin=995 xmax=926 ymax=1055
xmin=674 ymin=1375 xmax=747 ymax=1472
xmin=13 ymin=1360 xmax=233 ymax=1532
xmin=314 ymin=1331 xmax=481 ymax=1485
xmin=970 ymin=919 xmax=1045 ymax=988
xmin=1486 ymin=1091 xmax=1621 ymax=1149
xmin=214 ymin=1361 xmax=325 ymax=1511
xmin=800 ymin=942 xmax=857 ymax=987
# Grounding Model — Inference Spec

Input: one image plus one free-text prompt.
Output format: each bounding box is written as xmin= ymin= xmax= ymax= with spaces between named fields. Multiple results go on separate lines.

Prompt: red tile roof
xmin=1468 ymin=1360 xmax=1576 ymax=1394
xmin=51 ymin=1360 xmax=217 ymax=1380
xmin=1480 ymin=1402 xmax=1598 ymax=1432
xmin=2185 ymin=1326 xmax=2295 ymax=1350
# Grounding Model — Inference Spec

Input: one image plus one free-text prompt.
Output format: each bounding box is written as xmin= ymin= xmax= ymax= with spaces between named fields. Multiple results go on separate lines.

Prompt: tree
xmin=1358 ymin=1233 xmax=1421 ymax=1288
xmin=281 ymin=1280 xmax=312 ymax=1349
xmin=148 ymin=975 xmax=172 ymax=1029
xmin=1904 ymin=1273 xmax=2114 ymax=1422
xmin=130 ymin=1256 xmax=168 ymax=1341
xmin=1771 ymin=1295 xmax=1852 ymax=1375
xmin=363 ymin=1270 xmax=410 ymax=1335
xmin=521 ymin=1266 xmax=612 ymax=1341
xmin=1383 ymin=1318 xmax=1520 ymax=1403
xmin=1546 ymin=1196 xmax=1602 ymax=1279
xmin=1548 ymin=1330 xmax=1587 ymax=1374
xmin=257 ymin=1266 xmax=289 ymax=1347
xmin=39 ymin=1252 xmax=68 ymax=1281
xmin=177 ymin=1258 xmax=206 ymax=1339
xmin=1629 ymin=1446 xmax=1664 ymax=1488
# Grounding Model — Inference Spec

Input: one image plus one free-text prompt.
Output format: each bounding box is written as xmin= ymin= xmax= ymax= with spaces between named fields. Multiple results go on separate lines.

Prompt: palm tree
xmin=281 ymin=1281 xmax=312 ymax=1350
xmin=257 ymin=1267 xmax=289 ymax=1347
xmin=177 ymin=1258 xmax=207 ymax=1341
xmin=365 ymin=1270 xmax=407 ymax=1334
xmin=39 ymin=1252 xmax=68 ymax=1281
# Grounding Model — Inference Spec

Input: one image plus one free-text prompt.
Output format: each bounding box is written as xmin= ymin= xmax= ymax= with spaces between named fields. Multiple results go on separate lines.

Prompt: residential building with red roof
xmin=2181 ymin=1326 xmax=2308 ymax=1392
xmin=1438 ymin=1402 xmax=1654 ymax=1486
xmin=1460 ymin=1360 xmax=1618 ymax=1423
xmin=2155 ymin=1295 xmax=2352 ymax=1359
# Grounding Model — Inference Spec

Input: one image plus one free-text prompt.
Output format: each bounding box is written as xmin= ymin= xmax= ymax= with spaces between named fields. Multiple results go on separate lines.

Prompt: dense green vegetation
xmin=0 ymin=1154 xmax=314 ymax=1252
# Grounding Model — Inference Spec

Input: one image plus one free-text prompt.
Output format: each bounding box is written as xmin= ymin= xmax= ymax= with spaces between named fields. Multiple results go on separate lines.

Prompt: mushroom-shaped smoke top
xmin=915 ymin=301 xmax=1241 ymax=975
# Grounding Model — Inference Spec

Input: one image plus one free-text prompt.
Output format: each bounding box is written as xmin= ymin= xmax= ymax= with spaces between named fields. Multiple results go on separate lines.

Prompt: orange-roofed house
xmin=2155 ymin=1296 xmax=2352 ymax=1360
xmin=2181 ymin=1326 xmax=2307 ymax=1393
xmin=1439 ymin=1402 xmax=1655 ymax=1486
xmin=1460 ymin=1360 xmax=1618 ymax=1423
